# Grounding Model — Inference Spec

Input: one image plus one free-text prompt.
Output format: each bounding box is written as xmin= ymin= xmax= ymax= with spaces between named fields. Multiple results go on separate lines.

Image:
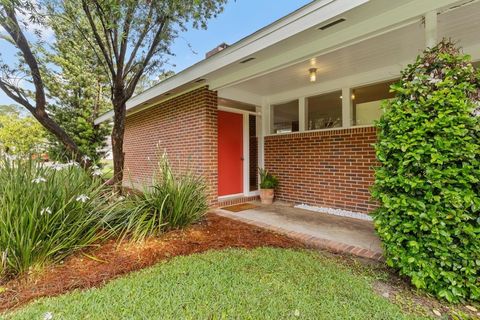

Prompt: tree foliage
xmin=372 ymin=41 xmax=480 ymax=302
xmin=0 ymin=0 xmax=90 ymax=166
xmin=56 ymin=0 xmax=226 ymax=187
xmin=0 ymin=112 xmax=46 ymax=155
xmin=41 ymin=8 xmax=111 ymax=163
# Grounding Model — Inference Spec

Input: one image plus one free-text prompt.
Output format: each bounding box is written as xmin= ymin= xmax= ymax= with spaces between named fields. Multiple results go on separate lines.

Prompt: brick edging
xmin=212 ymin=209 xmax=384 ymax=262
xmin=217 ymin=195 xmax=260 ymax=207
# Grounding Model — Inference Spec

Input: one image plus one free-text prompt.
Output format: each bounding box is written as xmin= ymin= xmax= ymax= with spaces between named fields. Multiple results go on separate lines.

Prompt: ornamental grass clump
xmin=0 ymin=156 xmax=116 ymax=278
xmin=116 ymin=155 xmax=208 ymax=241
xmin=372 ymin=40 xmax=480 ymax=302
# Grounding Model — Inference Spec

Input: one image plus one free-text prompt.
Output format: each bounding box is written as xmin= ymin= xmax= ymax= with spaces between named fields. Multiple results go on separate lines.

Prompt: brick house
xmin=96 ymin=0 xmax=480 ymax=213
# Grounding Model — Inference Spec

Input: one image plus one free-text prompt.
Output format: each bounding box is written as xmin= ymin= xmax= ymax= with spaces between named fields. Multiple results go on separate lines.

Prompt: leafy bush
xmin=372 ymin=41 xmax=480 ymax=302
xmin=259 ymin=168 xmax=279 ymax=189
xmin=0 ymin=156 xmax=116 ymax=278
xmin=115 ymin=155 xmax=208 ymax=241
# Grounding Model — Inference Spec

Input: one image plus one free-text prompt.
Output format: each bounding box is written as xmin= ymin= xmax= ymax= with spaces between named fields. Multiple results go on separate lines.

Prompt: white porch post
xmin=425 ymin=10 xmax=438 ymax=48
xmin=242 ymin=113 xmax=249 ymax=196
xmin=299 ymin=97 xmax=306 ymax=132
xmin=260 ymin=101 xmax=269 ymax=169
xmin=256 ymin=106 xmax=264 ymax=171
xmin=261 ymin=100 xmax=271 ymax=136
xmin=342 ymin=87 xmax=352 ymax=128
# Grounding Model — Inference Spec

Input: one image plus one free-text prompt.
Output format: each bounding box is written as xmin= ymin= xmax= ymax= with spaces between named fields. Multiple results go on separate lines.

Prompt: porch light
xmin=309 ymin=68 xmax=317 ymax=82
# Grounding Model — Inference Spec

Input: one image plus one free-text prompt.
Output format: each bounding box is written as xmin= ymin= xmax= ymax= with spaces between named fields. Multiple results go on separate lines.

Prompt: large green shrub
xmin=372 ymin=41 xmax=480 ymax=302
xmin=0 ymin=156 xmax=116 ymax=277
xmin=115 ymin=155 xmax=208 ymax=241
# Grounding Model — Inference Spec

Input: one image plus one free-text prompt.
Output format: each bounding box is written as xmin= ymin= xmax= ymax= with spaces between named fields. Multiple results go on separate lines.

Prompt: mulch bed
xmin=0 ymin=213 xmax=304 ymax=312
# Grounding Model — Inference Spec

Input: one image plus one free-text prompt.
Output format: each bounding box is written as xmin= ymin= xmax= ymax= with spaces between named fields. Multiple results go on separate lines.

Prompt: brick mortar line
xmin=212 ymin=210 xmax=384 ymax=262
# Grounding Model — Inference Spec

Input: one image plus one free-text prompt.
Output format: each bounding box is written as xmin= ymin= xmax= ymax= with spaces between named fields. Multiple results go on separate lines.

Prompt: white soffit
xmin=232 ymin=0 xmax=480 ymax=99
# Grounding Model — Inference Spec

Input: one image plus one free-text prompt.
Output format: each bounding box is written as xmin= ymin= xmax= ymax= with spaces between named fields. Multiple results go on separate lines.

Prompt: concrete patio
xmin=213 ymin=202 xmax=383 ymax=261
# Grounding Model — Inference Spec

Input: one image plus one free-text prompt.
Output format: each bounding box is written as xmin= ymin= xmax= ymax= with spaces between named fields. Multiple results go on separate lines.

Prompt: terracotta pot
xmin=260 ymin=188 xmax=274 ymax=205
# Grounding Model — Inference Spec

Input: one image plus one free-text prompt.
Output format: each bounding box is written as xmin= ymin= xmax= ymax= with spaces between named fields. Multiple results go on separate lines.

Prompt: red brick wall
xmin=123 ymin=86 xmax=218 ymax=204
xmin=264 ymin=127 xmax=377 ymax=213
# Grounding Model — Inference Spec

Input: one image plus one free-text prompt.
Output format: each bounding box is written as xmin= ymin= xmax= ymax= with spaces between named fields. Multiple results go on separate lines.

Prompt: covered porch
xmin=214 ymin=0 xmax=480 ymax=211
xmin=214 ymin=201 xmax=383 ymax=260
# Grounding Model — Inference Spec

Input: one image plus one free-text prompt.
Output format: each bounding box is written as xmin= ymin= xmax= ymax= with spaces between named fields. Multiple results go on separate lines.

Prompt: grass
xmin=5 ymin=248 xmax=428 ymax=320
xmin=100 ymin=159 xmax=113 ymax=180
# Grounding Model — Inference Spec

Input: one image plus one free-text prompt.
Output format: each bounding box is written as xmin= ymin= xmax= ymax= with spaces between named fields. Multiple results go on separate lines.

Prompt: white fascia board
xmin=209 ymin=0 xmax=463 ymax=90
xmin=95 ymin=110 xmax=114 ymax=125
xmin=95 ymin=0 xmax=368 ymax=124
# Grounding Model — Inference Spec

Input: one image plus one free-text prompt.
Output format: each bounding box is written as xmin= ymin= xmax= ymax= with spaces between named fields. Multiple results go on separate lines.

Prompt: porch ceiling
xmin=228 ymin=0 xmax=480 ymax=99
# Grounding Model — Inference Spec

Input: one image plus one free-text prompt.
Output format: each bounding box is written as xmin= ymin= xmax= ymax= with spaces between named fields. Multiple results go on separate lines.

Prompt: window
xmin=352 ymin=80 xmax=397 ymax=126
xmin=271 ymin=100 xmax=299 ymax=134
xmin=306 ymin=91 xmax=342 ymax=130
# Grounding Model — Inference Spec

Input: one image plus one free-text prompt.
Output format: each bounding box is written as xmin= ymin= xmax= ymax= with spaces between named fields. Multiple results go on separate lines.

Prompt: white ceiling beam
xmin=217 ymin=87 xmax=263 ymax=106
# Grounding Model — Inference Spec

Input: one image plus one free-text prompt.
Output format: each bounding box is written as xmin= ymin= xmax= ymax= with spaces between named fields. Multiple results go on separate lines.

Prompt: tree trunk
xmin=111 ymin=97 xmax=126 ymax=191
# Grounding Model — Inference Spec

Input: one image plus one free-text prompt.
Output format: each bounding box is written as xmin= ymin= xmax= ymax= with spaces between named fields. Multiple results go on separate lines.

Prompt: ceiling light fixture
xmin=309 ymin=68 xmax=317 ymax=82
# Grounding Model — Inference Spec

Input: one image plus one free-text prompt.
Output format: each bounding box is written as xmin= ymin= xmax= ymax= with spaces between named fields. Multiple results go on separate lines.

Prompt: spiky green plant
xmin=116 ymin=155 xmax=208 ymax=241
xmin=0 ymin=156 xmax=117 ymax=278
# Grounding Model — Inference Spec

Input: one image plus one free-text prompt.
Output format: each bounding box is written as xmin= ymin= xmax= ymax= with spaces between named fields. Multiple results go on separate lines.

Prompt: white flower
xmin=40 ymin=207 xmax=52 ymax=215
xmin=44 ymin=312 xmax=54 ymax=320
xmin=82 ymin=155 xmax=91 ymax=162
xmin=92 ymin=169 xmax=102 ymax=177
xmin=31 ymin=177 xmax=47 ymax=184
xmin=66 ymin=160 xmax=79 ymax=167
xmin=76 ymin=194 xmax=90 ymax=203
xmin=52 ymin=163 xmax=64 ymax=171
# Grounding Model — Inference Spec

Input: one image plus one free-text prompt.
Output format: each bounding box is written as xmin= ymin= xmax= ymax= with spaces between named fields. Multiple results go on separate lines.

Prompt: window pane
xmin=352 ymin=80 xmax=396 ymax=126
xmin=272 ymin=100 xmax=299 ymax=134
xmin=307 ymin=91 xmax=342 ymax=130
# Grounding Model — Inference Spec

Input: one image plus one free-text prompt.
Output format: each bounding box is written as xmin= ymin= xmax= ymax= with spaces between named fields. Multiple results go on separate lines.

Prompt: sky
xmin=0 ymin=0 xmax=312 ymax=106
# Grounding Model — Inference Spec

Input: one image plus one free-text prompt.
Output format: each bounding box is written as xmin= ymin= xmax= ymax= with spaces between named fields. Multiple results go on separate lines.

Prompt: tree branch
xmin=125 ymin=18 xmax=168 ymax=100
xmin=118 ymin=2 xmax=137 ymax=74
xmin=81 ymin=0 xmax=116 ymax=79
xmin=0 ymin=79 xmax=34 ymax=112
xmin=124 ymin=5 xmax=154 ymax=74
xmin=0 ymin=5 xmax=46 ymax=112
xmin=92 ymin=0 xmax=117 ymax=65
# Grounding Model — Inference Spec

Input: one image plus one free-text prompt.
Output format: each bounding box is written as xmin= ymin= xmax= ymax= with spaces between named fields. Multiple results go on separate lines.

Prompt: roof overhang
xmin=95 ymin=0 xmax=469 ymax=124
xmin=95 ymin=0 xmax=369 ymax=124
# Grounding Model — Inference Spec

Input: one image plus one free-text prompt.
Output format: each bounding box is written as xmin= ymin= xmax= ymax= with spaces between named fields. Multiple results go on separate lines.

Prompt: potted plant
xmin=258 ymin=168 xmax=279 ymax=205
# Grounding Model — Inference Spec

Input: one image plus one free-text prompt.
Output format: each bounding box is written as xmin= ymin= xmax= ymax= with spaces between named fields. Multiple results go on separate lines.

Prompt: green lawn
xmin=5 ymin=248 xmax=428 ymax=320
xmin=100 ymin=159 xmax=113 ymax=180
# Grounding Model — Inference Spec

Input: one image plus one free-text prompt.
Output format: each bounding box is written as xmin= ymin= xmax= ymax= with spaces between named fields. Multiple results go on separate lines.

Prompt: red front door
xmin=218 ymin=111 xmax=243 ymax=196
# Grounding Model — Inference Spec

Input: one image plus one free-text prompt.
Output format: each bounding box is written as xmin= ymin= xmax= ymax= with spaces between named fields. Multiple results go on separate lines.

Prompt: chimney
xmin=205 ymin=42 xmax=229 ymax=59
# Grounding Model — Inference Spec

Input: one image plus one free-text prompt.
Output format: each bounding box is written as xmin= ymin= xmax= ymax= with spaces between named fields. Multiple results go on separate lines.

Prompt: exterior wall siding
xmin=123 ymin=86 xmax=218 ymax=205
xmin=264 ymin=127 xmax=377 ymax=213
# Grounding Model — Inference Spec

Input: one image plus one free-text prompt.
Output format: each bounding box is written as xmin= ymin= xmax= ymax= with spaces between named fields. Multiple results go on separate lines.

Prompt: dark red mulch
xmin=0 ymin=213 xmax=304 ymax=312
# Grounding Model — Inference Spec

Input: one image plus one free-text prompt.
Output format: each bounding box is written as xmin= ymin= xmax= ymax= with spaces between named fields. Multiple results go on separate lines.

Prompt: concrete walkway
xmin=213 ymin=202 xmax=383 ymax=261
